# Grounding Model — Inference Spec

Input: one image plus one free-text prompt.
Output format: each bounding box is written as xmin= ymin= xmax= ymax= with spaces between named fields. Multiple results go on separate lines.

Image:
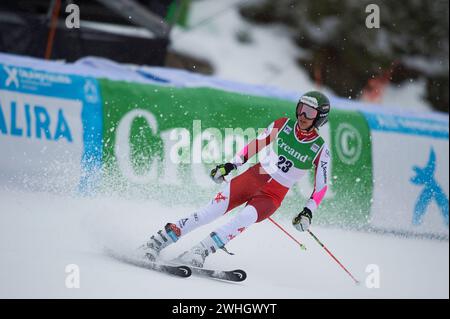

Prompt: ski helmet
xmin=296 ymin=91 xmax=331 ymax=129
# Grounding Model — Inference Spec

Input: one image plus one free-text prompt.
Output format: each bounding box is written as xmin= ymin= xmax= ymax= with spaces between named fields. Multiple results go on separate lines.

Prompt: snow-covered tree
xmin=240 ymin=0 xmax=449 ymax=112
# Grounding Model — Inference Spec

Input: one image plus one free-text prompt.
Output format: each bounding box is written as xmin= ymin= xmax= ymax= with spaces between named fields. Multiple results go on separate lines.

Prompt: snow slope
xmin=1 ymin=187 xmax=447 ymax=299
xmin=0 ymin=0 xmax=447 ymax=300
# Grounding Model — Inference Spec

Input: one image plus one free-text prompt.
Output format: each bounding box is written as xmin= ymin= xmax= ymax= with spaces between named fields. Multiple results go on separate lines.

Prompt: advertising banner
xmin=100 ymin=79 xmax=373 ymax=227
xmin=1 ymin=54 xmax=447 ymax=238
xmin=0 ymin=63 xmax=102 ymax=192
xmin=364 ymin=112 xmax=449 ymax=237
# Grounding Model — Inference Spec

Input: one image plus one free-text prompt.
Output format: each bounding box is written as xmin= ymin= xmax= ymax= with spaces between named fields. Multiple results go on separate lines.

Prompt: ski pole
xmin=268 ymin=217 xmax=307 ymax=250
xmin=307 ymin=229 xmax=360 ymax=285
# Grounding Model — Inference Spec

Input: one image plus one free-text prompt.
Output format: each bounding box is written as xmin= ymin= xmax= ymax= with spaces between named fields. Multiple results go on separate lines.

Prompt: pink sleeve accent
xmin=237 ymin=145 xmax=249 ymax=158
xmin=312 ymin=185 xmax=328 ymax=206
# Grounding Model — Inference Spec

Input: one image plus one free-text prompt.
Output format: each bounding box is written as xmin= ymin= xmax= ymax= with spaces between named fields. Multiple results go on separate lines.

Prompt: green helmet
xmin=296 ymin=91 xmax=331 ymax=129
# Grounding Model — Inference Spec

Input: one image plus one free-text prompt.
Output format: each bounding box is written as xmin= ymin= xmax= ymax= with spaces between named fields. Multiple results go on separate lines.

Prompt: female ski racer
xmin=141 ymin=91 xmax=331 ymax=268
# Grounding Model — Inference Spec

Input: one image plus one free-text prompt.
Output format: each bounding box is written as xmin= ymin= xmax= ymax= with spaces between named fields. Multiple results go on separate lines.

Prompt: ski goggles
xmin=296 ymin=103 xmax=318 ymax=120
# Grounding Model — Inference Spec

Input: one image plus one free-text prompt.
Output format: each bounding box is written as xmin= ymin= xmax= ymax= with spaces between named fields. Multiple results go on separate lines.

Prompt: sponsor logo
xmin=364 ymin=112 xmax=448 ymax=139
xmin=300 ymin=96 xmax=318 ymax=108
xmin=114 ymin=109 xmax=160 ymax=184
xmin=320 ymin=160 xmax=328 ymax=184
xmin=311 ymin=143 xmax=320 ymax=153
xmin=214 ymin=192 xmax=228 ymax=203
xmin=3 ymin=66 xmax=72 ymax=87
xmin=411 ymin=148 xmax=448 ymax=226
xmin=84 ymin=79 xmax=99 ymax=104
xmin=335 ymin=123 xmax=362 ymax=165
xmin=178 ymin=218 xmax=188 ymax=229
xmin=4 ymin=66 xmax=19 ymax=88
xmin=283 ymin=125 xmax=292 ymax=135
xmin=0 ymin=100 xmax=73 ymax=142
xmin=277 ymin=138 xmax=309 ymax=163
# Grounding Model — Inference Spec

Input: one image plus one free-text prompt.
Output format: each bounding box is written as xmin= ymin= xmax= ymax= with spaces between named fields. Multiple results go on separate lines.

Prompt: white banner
xmin=369 ymin=132 xmax=449 ymax=237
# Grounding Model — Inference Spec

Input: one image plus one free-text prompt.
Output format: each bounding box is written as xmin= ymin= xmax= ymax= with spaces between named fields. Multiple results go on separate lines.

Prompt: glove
xmin=210 ymin=163 xmax=236 ymax=184
xmin=292 ymin=207 xmax=312 ymax=232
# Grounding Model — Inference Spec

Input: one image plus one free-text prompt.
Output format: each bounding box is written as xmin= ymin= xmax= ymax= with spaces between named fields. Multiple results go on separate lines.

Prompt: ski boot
xmin=141 ymin=223 xmax=181 ymax=261
xmin=175 ymin=232 xmax=229 ymax=268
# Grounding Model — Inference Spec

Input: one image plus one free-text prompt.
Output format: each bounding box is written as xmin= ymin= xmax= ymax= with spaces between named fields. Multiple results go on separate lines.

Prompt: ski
xmin=189 ymin=267 xmax=247 ymax=282
xmin=138 ymin=261 xmax=192 ymax=278
xmin=165 ymin=258 xmax=247 ymax=282
xmin=105 ymin=248 xmax=244 ymax=281
xmin=104 ymin=249 xmax=192 ymax=278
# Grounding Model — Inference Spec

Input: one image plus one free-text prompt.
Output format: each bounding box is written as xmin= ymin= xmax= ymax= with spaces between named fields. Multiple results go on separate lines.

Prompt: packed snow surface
xmin=1 ymin=187 xmax=447 ymax=298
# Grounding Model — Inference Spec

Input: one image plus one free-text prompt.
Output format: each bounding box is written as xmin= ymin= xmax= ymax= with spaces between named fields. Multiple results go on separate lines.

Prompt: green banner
xmin=99 ymin=79 xmax=373 ymax=227
xmin=318 ymin=110 xmax=373 ymax=227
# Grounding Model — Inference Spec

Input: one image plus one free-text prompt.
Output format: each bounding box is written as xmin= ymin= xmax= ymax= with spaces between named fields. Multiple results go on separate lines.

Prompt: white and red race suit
xmin=172 ymin=117 xmax=330 ymax=246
